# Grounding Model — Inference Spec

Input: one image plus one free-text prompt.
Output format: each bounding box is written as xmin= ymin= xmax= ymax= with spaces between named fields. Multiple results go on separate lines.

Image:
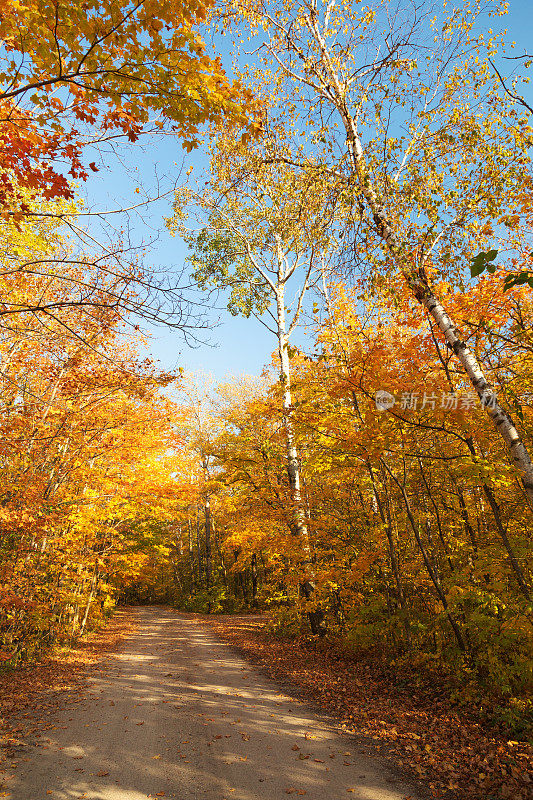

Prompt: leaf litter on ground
xmin=0 ymin=609 xmax=135 ymax=770
xmin=202 ymin=612 xmax=532 ymax=800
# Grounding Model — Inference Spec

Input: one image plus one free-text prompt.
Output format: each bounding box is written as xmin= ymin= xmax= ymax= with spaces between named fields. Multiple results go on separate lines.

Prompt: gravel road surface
xmin=3 ymin=607 xmax=421 ymax=800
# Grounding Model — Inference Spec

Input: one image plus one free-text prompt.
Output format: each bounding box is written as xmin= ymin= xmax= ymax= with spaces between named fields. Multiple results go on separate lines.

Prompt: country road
xmin=2 ymin=608 xmax=421 ymax=800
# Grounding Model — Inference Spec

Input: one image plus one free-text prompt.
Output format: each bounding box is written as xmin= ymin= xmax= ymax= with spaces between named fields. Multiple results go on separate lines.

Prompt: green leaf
xmin=503 ymin=271 xmax=533 ymax=292
xmin=470 ymin=249 xmax=499 ymax=278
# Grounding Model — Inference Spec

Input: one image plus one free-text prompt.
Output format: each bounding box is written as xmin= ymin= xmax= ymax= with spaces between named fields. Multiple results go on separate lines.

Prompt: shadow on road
xmin=2 ymin=608 xmax=419 ymax=800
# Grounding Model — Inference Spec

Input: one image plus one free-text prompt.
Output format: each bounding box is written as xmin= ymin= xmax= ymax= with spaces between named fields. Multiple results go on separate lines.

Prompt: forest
xmin=0 ymin=0 xmax=532 ymax=752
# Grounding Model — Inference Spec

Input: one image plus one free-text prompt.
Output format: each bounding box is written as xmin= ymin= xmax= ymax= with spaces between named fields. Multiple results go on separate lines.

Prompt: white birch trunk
xmin=422 ymin=292 xmax=533 ymax=504
xmin=274 ymin=284 xmax=314 ymax=573
xmin=274 ymin=287 xmax=326 ymax=633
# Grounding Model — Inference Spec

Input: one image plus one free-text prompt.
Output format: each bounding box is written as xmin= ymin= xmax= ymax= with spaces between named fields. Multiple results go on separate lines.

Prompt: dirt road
xmin=2 ymin=608 xmax=420 ymax=800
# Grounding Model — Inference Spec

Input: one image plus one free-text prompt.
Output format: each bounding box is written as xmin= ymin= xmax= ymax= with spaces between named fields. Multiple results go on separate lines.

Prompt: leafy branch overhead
xmin=470 ymin=249 xmax=533 ymax=291
xmin=186 ymin=226 xmax=272 ymax=318
xmin=0 ymin=0 xmax=257 ymax=215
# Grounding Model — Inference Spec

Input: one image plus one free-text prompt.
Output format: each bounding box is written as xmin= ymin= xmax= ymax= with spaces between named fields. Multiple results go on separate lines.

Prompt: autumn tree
xmin=222 ymin=0 xmax=533 ymax=505
xmin=0 ymin=0 xmax=260 ymax=350
xmin=0 ymin=0 xmax=254 ymax=217
xmin=0 ymin=203 xmax=186 ymax=657
xmin=168 ymin=133 xmax=339 ymax=631
xmin=0 ymin=310 xmax=181 ymax=656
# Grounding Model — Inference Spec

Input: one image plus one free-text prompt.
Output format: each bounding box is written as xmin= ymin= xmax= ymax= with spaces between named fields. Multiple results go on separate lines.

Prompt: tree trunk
xmin=383 ymin=461 xmax=467 ymax=653
xmin=188 ymin=515 xmax=196 ymax=592
xmin=458 ymin=490 xmax=478 ymax=552
xmin=196 ymin=504 xmax=203 ymax=587
xmin=275 ymin=279 xmax=326 ymax=636
xmin=367 ymin=462 xmax=411 ymax=647
xmin=205 ymin=495 xmax=212 ymax=591
xmin=251 ymin=553 xmax=258 ymax=608
xmin=79 ymin=570 xmax=98 ymax=638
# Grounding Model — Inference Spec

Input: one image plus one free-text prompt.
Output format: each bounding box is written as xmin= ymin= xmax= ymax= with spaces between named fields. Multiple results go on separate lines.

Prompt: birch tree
xmin=168 ymin=135 xmax=336 ymax=632
xmin=226 ymin=0 xmax=533 ymax=505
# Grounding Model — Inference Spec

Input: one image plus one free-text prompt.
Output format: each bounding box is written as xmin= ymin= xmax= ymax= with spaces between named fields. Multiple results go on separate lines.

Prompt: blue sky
xmin=80 ymin=0 xmax=533 ymax=381
xmin=79 ymin=105 xmax=278 ymax=379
